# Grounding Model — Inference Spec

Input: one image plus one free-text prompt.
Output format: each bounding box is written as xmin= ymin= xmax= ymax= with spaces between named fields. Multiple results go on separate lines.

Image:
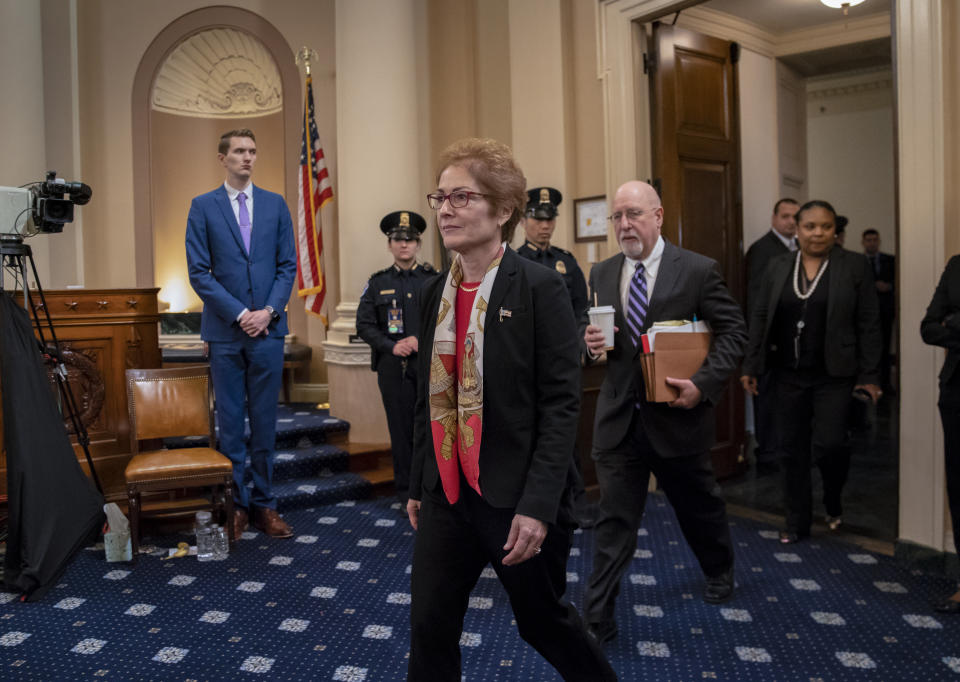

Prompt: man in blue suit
xmin=186 ymin=129 xmax=297 ymax=539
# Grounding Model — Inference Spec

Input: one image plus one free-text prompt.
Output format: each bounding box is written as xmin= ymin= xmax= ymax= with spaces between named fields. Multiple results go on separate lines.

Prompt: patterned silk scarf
xmin=429 ymin=247 xmax=504 ymax=504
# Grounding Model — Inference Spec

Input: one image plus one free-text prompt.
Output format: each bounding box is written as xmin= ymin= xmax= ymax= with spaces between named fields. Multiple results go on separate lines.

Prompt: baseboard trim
xmin=289 ymin=382 xmax=328 ymax=404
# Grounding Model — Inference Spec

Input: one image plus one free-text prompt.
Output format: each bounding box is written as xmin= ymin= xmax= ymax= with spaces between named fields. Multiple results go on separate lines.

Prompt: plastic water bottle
xmin=212 ymin=524 xmax=229 ymax=560
xmin=194 ymin=510 xmax=214 ymax=562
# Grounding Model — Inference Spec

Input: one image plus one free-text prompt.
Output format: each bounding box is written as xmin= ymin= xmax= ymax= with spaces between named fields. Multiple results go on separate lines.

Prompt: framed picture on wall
xmin=574 ymin=195 xmax=608 ymax=243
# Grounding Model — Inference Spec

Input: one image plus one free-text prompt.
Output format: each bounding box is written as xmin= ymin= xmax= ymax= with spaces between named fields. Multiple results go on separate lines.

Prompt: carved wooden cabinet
xmin=0 ymin=288 xmax=161 ymax=500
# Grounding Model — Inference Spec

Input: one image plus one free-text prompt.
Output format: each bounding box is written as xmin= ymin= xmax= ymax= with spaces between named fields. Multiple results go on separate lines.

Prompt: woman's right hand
xmin=406 ymin=498 xmax=421 ymax=531
xmin=740 ymin=375 xmax=758 ymax=396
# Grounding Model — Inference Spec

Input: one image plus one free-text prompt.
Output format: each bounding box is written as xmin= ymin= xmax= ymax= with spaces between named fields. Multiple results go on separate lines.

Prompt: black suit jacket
xmin=868 ymin=251 xmax=896 ymax=318
xmin=743 ymin=245 xmax=882 ymax=385
xmin=583 ymin=240 xmax=747 ymax=457
xmin=408 ymin=247 xmax=580 ymax=525
xmin=746 ymin=230 xmax=791 ymax=319
xmin=921 ymin=254 xmax=960 ymax=385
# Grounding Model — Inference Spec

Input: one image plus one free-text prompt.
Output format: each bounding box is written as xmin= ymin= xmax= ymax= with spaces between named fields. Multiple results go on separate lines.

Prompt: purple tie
xmin=626 ymin=263 xmax=648 ymax=348
xmin=237 ymin=191 xmax=251 ymax=254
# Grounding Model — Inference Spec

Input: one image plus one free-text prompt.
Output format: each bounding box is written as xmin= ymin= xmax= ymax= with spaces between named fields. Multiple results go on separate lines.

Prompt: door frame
xmin=596 ymin=0 xmax=948 ymax=552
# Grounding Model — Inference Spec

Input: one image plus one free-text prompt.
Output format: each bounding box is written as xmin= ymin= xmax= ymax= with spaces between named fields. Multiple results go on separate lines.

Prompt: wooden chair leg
xmin=223 ymin=480 xmax=235 ymax=545
xmin=128 ymin=487 xmax=141 ymax=564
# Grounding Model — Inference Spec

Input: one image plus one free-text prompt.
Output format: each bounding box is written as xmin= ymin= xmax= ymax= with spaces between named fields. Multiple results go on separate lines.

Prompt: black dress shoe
xmin=586 ymin=621 xmax=617 ymax=644
xmin=934 ymin=598 xmax=960 ymax=614
xmin=703 ymin=569 xmax=735 ymax=604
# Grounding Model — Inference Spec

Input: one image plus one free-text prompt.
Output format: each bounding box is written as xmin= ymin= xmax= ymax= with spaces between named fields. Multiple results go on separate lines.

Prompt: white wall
xmin=0 ymin=0 xmax=50 ymax=285
xmin=806 ymin=70 xmax=896 ymax=253
xmin=738 ymin=47 xmax=780 ymax=249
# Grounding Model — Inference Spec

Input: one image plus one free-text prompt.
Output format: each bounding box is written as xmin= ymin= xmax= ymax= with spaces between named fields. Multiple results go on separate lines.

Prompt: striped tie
xmin=626 ymin=262 xmax=647 ymax=348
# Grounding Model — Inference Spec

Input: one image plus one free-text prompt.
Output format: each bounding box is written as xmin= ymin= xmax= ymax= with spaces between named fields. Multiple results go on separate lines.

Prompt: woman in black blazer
xmin=921 ymin=255 xmax=960 ymax=613
xmin=405 ymin=138 xmax=615 ymax=681
xmin=741 ymin=200 xmax=882 ymax=543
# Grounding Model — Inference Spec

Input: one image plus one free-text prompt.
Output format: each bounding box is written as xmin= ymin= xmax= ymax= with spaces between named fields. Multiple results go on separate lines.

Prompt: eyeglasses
xmin=608 ymin=208 xmax=653 ymax=223
xmin=426 ymin=190 xmax=490 ymax=210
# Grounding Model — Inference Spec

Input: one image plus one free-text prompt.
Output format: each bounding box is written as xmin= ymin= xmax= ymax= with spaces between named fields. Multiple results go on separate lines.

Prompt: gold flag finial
xmin=296 ymin=46 xmax=319 ymax=77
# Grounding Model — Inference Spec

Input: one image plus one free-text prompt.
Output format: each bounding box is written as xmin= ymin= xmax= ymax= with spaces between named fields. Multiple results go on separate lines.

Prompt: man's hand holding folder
xmin=640 ymin=320 xmax=712 ymax=406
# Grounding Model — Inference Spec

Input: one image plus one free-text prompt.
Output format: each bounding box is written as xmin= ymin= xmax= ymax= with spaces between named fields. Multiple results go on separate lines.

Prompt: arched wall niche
xmin=131 ymin=7 xmax=301 ymax=312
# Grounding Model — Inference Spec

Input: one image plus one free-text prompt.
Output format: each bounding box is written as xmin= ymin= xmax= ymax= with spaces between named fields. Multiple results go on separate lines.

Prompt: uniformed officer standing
xmin=517 ymin=187 xmax=593 ymax=526
xmin=517 ymin=187 xmax=589 ymax=319
xmin=356 ymin=211 xmax=436 ymax=507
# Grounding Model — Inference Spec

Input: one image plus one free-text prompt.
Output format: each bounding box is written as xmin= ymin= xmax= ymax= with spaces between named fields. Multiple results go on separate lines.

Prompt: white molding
xmin=678 ymin=7 xmax=776 ymax=57
xmin=806 ymin=71 xmax=893 ymax=100
xmin=775 ymin=13 xmax=891 ymax=57
xmin=676 ymin=7 xmax=891 ymax=60
xmin=896 ymin=0 xmax=946 ymax=550
xmin=322 ymin=339 xmax=371 ymax=366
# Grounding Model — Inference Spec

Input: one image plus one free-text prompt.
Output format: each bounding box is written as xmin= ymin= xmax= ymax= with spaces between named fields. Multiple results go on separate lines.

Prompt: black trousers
xmin=940 ymin=381 xmax=960 ymax=555
xmin=583 ymin=411 xmax=734 ymax=626
xmin=752 ymin=369 xmax=780 ymax=465
xmin=375 ymin=354 xmax=417 ymax=498
xmin=774 ymin=367 xmax=854 ymax=534
xmin=409 ymin=486 xmax=616 ymax=682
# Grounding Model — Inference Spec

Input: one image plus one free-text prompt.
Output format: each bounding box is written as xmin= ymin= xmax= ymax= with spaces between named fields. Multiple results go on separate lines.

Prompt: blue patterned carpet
xmin=2 ymin=493 xmax=959 ymax=681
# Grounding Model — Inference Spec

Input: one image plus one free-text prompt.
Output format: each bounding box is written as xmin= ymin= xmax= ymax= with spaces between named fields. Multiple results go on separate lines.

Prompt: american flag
xmin=296 ymin=74 xmax=334 ymax=320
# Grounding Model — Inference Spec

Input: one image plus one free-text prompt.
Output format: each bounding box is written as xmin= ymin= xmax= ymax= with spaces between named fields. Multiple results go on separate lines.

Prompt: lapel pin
xmin=499 ymin=307 xmax=512 ymax=322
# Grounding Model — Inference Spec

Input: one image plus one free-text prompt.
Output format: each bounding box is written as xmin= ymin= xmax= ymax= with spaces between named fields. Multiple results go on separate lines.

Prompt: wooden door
xmin=648 ymin=22 xmax=745 ymax=479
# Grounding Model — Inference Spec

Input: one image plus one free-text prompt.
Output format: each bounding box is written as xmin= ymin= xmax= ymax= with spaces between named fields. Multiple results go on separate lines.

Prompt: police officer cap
xmin=380 ymin=210 xmax=427 ymax=240
xmin=526 ymin=187 xmax=563 ymax=220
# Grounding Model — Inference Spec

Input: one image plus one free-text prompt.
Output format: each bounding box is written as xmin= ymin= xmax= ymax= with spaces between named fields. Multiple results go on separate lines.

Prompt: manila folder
xmin=651 ymin=331 xmax=710 ymax=403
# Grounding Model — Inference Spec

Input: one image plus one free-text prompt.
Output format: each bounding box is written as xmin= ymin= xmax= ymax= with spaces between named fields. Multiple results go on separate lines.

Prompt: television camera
xmin=0 ymin=171 xmax=92 ymax=238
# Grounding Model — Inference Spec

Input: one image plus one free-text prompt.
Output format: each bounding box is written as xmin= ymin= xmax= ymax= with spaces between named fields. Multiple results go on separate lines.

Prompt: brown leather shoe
xmin=254 ymin=508 xmax=293 ymax=538
xmin=232 ymin=508 xmax=249 ymax=539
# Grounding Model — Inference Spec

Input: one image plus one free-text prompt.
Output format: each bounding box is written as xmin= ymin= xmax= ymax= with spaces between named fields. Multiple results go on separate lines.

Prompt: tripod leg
xmin=24 ymin=250 xmax=104 ymax=495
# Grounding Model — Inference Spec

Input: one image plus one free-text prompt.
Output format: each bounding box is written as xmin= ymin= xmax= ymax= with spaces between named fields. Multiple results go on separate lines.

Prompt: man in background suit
xmin=582 ymin=181 xmax=747 ymax=644
xmin=863 ymin=228 xmax=896 ymax=391
xmin=744 ymin=198 xmax=798 ymax=473
xmin=186 ymin=128 xmax=297 ymax=539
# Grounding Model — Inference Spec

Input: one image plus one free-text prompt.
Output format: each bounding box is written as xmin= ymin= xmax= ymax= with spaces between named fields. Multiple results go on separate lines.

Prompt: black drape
xmin=1 ymin=293 xmax=104 ymax=601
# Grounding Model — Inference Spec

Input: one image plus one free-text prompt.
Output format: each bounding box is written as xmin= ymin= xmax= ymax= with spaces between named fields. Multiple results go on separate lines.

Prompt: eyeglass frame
xmin=426 ymin=190 xmax=492 ymax=210
xmin=607 ymin=207 xmax=659 ymax=224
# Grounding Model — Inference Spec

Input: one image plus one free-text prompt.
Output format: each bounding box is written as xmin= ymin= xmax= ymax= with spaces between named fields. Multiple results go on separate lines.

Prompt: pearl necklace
xmin=458 ymin=283 xmax=480 ymax=292
xmin=792 ymin=250 xmax=829 ymax=300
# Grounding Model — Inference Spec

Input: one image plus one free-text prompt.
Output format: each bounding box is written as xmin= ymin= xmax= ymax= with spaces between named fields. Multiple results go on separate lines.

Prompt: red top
xmin=455 ymin=282 xmax=482 ymax=496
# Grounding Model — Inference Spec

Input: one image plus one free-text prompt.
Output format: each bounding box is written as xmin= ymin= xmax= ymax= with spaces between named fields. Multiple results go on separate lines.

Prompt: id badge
xmin=387 ymin=299 xmax=404 ymax=335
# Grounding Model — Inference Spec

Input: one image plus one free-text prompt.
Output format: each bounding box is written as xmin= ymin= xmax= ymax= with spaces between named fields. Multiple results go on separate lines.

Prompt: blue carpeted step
xmin=273 ymin=472 xmax=372 ymax=511
xmin=272 ymin=443 xmax=350 ymax=480
xmin=164 ymin=403 xmax=350 ymax=450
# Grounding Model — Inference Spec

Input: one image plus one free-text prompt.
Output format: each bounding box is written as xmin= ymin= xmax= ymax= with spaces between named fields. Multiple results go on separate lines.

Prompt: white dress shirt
xmin=620 ymin=235 xmax=665 ymax=315
xmin=770 ymin=228 xmax=796 ymax=251
xmin=224 ymin=181 xmax=254 ymax=226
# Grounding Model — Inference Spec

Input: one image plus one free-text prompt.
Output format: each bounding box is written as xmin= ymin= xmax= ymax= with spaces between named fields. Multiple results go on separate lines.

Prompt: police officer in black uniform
xmin=517 ymin=187 xmax=589 ymax=319
xmin=356 ymin=211 xmax=436 ymax=507
xmin=517 ymin=187 xmax=594 ymax=526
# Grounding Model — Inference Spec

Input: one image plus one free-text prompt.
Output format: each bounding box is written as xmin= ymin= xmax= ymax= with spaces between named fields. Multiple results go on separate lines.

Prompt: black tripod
xmin=0 ymin=235 xmax=103 ymax=494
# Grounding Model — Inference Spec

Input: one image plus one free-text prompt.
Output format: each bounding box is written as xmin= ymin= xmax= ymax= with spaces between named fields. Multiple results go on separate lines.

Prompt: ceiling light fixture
xmin=820 ymin=0 xmax=866 ymax=16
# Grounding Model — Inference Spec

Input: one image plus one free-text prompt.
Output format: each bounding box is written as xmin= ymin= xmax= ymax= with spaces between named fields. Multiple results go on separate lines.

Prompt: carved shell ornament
xmin=152 ymin=28 xmax=283 ymax=118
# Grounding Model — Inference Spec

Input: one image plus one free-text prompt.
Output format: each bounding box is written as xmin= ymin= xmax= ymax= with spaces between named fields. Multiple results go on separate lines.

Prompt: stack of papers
xmin=639 ymin=320 xmax=712 ymax=402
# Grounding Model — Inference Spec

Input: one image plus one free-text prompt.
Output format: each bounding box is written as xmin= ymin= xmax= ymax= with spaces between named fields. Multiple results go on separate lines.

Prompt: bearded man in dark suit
xmin=581 ymin=181 xmax=747 ymax=644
